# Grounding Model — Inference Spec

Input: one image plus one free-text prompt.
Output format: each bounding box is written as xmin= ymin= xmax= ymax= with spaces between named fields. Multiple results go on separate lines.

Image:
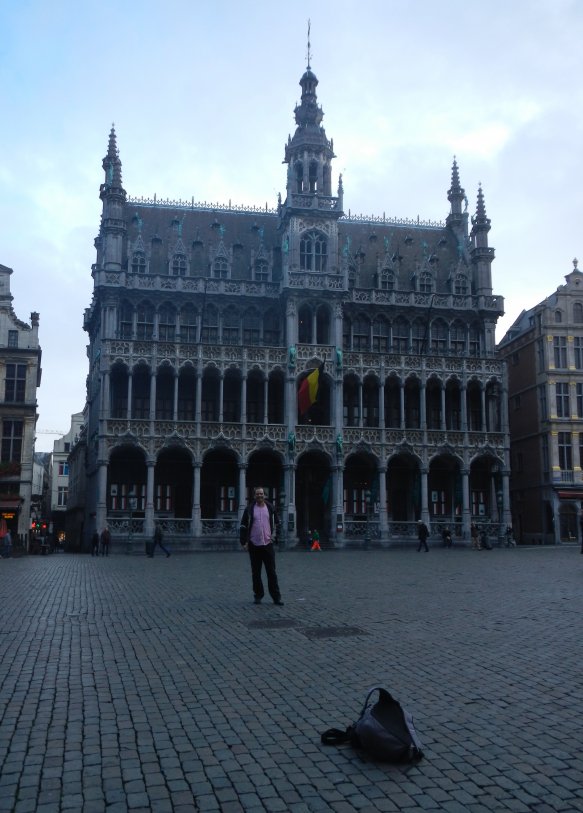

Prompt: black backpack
xmin=321 ymin=686 xmax=424 ymax=763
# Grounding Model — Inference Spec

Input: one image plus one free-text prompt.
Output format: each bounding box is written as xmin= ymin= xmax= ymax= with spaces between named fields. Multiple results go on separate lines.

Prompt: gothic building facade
xmin=82 ymin=61 xmax=509 ymax=549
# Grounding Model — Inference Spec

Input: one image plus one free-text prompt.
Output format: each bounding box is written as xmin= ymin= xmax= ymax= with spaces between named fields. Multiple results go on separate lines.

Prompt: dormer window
xmin=172 ymin=254 xmax=187 ymax=277
xmin=419 ymin=272 xmax=433 ymax=294
xmin=380 ymin=269 xmax=396 ymax=291
xmin=453 ymin=274 xmax=468 ymax=295
xmin=131 ymin=252 xmax=146 ymax=274
xmin=213 ymin=257 xmax=229 ymax=279
xmin=254 ymin=259 xmax=269 ymax=282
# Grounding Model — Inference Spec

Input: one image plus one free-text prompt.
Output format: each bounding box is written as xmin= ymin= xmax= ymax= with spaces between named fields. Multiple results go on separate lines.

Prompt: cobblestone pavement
xmin=0 ymin=544 xmax=582 ymax=813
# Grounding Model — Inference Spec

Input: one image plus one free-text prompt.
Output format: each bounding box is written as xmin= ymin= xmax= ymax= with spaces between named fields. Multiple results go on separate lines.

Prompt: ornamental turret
xmin=470 ymin=184 xmax=495 ymax=295
xmin=96 ymin=125 xmax=127 ymax=274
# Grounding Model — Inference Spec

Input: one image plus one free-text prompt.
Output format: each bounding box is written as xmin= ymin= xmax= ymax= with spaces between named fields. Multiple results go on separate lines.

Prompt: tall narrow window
xmin=158 ymin=305 xmax=176 ymax=342
xmin=1 ymin=420 xmax=22 ymax=462
xmin=558 ymin=431 xmax=572 ymax=470
xmin=574 ymin=337 xmax=583 ymax=370
xmin=539 ymin=384 xmax=548 ymax=421
xmin=213 ymin=257 xmax=229 ymax=279
xmin=5 ymin=364 xmax=26 ymax=403
xmin=223 ymin=308 xmax=240 ymax=345
xmin=353 ymin=316 xmax=370 ymax=351
xmin=119 ymin=301 xmax=133 ymax=339
xmin=299 ymin=231 xmax=327 ymax=272
xmin=180 ymin=305 xmax=198 ymax=343
xmin=553 ymin=336 xmax=567 ymax=368
xmin=574 ymin=302 xmax=583 ymax=323
xmin=136 ymin=303 xmax=154 ymax=340
xmin=7 ymin=331 xmax=18 ymax=348
xmin=556 ymin=382 xmax=570 ymax=418
xmin=577 ymin=383 xmax=583 ymax=418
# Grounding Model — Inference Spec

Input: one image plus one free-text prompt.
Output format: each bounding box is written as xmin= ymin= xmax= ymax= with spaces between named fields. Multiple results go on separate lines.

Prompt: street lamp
xmin=128 ymin=490 xmax=137 ymax=549
xmin=279 ymin=488 xmax=286 ymax=549
xmin=496 ymin=489 xmax=503 ymax=545
xmin=364 ymin=488 xmax=371 ymax=549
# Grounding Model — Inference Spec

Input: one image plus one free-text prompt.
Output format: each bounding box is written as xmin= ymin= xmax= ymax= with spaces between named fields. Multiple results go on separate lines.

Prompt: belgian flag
xmin=298 ymin=364 xmax=323 ymax=417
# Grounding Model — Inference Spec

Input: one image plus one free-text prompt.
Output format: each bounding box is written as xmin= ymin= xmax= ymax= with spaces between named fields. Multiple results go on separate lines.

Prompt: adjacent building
xmin=50 ymin=412 xmax=84 ymax=545
xmin=498 ymin=260 xmax=583 ymax=544
xmin=0 ymin=264 xmax=42 ymax=544
xmin=81 ymin=60 xmax=509 ymax=550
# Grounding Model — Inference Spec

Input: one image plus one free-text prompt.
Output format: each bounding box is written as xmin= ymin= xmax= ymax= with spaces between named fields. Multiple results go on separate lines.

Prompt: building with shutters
xmin=81 ymin=58 xmax=509 ymax=550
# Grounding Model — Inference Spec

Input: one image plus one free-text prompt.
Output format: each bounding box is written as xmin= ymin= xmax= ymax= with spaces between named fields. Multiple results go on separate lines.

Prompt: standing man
xmin=417 ymin=520 xmax=430 ymax=552
xmin=239 ymin=487 xmax=284 ymax=605
xmin=149 ymin=523 xmax=171 ymax=558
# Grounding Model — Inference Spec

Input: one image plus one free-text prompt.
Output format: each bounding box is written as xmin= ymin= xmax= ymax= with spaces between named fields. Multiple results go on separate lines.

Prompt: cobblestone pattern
xmin=0 ymin=546 xmax=582 ymax=812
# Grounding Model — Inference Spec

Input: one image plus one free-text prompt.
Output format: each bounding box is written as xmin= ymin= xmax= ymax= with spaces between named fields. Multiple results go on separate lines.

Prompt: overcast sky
xmin=1 ymin=0 xmax=582 ymax=452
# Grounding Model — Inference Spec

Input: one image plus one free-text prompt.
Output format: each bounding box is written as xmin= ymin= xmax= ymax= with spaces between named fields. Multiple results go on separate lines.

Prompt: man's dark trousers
xmin=248 ymin=542 xmax=281 ymax=601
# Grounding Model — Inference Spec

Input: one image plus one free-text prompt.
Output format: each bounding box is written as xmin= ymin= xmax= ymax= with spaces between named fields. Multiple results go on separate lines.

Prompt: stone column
xmin=440 ymin=385 xmax=446 ymax=431
xmin=127 ymin=371 xmax=133 ymax=420
xmin=219 ymin=372 xmax=224 ymax=424
xmin=378 ymin=465 xmax=388 ymax=539
xmin=149 ymin=371 xmax=156 ymax=421
xmin=96 ymin=461 xmax=108 ymax=533
xmin=173 ymin=371 xmax=179 ymax=422
xmin=400 ymin=380 xmax=405 ymax=429
xmin=420 ymin=380 xmax=427 ymax=430
xmin=102 ymin=370 xmax=110 ymax=416
xmin=420 ymin=468 xmax=429 ymax=525
xmin=358 ymin=379 xmax=363 ymax=428
xmin=263 ymin=375 xmax=269 ymax=425
xmin=192 ymin=460 xmax=201 ymax=538
xmin=461 ymin=382 xmax=468 ymax=432
xmin=462 ymin=468 xmax=471 ymax=539
xmin=481 ymin=386 xmax=487 ymax=432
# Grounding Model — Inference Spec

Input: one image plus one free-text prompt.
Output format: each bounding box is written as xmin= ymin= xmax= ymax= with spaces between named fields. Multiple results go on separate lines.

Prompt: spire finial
xmin=306 ymin=19 xmax=311 ymax=69
xmin=574 ymin=257 xmax=579 ymax=270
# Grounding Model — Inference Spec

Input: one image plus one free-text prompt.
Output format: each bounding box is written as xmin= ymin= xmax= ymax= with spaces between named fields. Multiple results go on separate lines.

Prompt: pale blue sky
xmin=1 ymin=0 xmax=582 ymax=451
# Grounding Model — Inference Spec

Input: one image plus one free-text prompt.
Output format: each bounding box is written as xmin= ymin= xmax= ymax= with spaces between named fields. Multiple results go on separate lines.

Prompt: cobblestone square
xmin=0 ymin=545 xmax=581 ymax=812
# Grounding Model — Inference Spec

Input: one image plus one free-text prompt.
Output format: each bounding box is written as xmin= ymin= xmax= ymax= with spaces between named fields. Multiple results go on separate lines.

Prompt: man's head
xmin=254 ymin=488 xmax=265 ymax=504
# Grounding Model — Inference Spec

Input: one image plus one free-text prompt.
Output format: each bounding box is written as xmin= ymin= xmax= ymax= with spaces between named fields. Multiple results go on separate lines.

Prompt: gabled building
xmin=82 ymin=59 xmax=508 ymax=550
xmin=498 ymin=260 xmax=583 ymax=544
xmin=0 ymin=264 xmax=42 ymax=544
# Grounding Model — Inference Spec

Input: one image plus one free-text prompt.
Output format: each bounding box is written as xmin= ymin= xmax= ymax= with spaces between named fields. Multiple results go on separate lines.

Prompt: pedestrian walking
xmin=310 ymin=529 xmax=321 ymax=551
xmin=442 ymin=526 xmax=452 ymax=548
xmin=417 ymin=520 xmax=430 ymax=552
xmin=149 ymin=523 xmax=171 ymax=558
xmin=239 ymin=487 xmax=284 ymax=605
xmin=471 ymin=522 xmax=482 ymax=550
xmin=91 ymin=531 xmax=99 ymax=557
xmin=100 ymin=526 xmax=111 ymax=556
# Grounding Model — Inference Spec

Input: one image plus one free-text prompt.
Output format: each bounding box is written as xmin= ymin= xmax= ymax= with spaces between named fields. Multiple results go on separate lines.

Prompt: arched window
xmin=300 ymin=231 xmax=327 ymax=272
xmin=308 ymin=160 xmax=318 ymax=193
xmin=372 ymin=317 xmax=390 ymax=352
xmin=180 ymin=305 xmax=198 ymax=343
xmin=575 ymin=302 xmax=583 ymax=323
xmin=298 ymin=305 xmax=312 ymax=343
xmin=430 ymin=319 xmax=448 ymax=354
xmin=243 ymin=309 xmax=261 ymax=345
xmin=172 ymin=254 xmax=187 ymax=277
xmin=450 ymin=320 xmax=467 ymax=355
xmin=392 ymin=318 xmax=409 ymax=353
xmin=353 ymin=315 xmax=370 ymax=350
xmin=136 ymin=302 xmax=154 ymax=340
xmin=554 ymin=309 xmax=563 ymax=324
xmin=201 ymin=305 xmax=218 ymax=343
xmin=223 ymin=307 xmax=240 ymax=345
xmin=213 ymin=256 xmax=229 ymax=279
xmin=158 ymin=304 xmax=176 ymax=342
xmin=119 ymin=301 xmax=133 ymax=339
xmin=131 ymin=252 xmax=146 ymax=274
xmin=411 ymin=320 xmax=426 ymax=354
xmin=264 ymin=309 xmax=280 ymax=345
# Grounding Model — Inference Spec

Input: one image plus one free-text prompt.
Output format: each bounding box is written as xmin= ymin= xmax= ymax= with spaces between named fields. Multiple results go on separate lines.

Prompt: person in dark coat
xmin=239 ymin=487 xmax=283 ymax=605
xmin=442 ymin=526 xmax=452 ymax=548
xmin=100 ymin=527 xmax=111 ymax=556
xmin=417 ymin=520 xmax=430 ymax=552
xmin=91 ymin=531 xmax=99 ymax=557
xmin=149 ymin=523 xmax=171 ymax=557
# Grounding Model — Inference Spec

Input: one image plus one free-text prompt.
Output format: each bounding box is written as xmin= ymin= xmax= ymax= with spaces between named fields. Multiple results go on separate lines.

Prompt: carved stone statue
xmin=336 ymin=433 xmax=343 ymax=456
xmin=288 ymin=345 xmax=297 ymax=369
xmin=288 ymin=432 xmax=296 ymax=454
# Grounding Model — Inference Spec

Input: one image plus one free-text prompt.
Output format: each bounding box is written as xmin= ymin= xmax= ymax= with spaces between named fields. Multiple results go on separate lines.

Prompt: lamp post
xmin=496 ymin=489 xmax=503 ymax=546
xmin=364 ymin=488 xmax=371 ymax=549
xmin=279 ymin=488 xmax=286 ymax=549
xmin=128 ymin=490 xmax=137 ymax=549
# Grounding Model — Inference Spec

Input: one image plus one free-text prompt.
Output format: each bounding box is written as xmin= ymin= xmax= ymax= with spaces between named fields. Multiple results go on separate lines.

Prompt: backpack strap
xmin=321 ymin=726 xmax=354 ymax=746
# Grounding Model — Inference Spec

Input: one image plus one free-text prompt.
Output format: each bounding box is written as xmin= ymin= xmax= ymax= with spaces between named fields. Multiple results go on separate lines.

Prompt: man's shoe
xmin=273 ymin=600 xmax=284 ymax=606
xmin=254 ymin=597 xmax=262 ymax=604
xmin=166 ymin=553 xmax=171 ymax=558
